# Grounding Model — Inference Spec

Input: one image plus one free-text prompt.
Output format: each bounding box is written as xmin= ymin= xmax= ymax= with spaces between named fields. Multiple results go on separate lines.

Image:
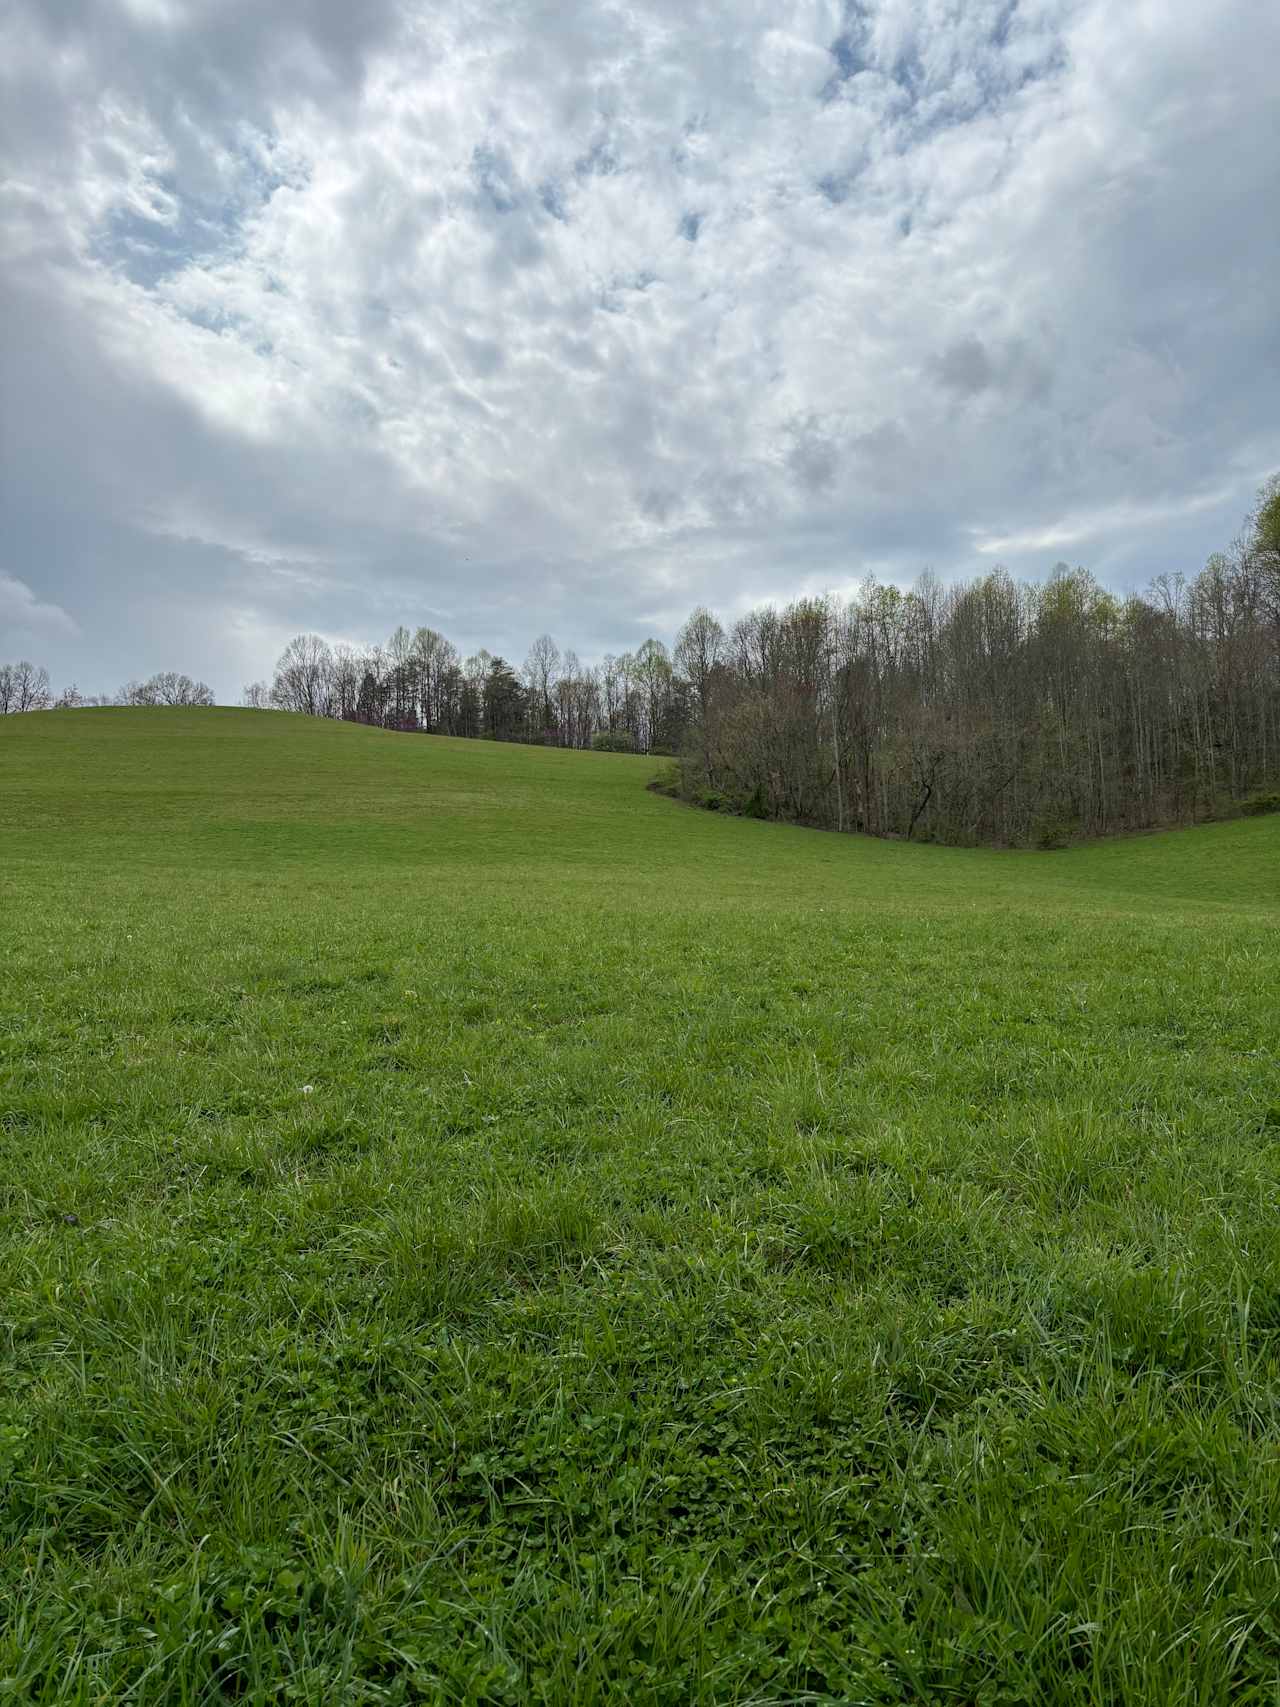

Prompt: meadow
xmin=1 ymin=707 xmax=1278 ymax=1704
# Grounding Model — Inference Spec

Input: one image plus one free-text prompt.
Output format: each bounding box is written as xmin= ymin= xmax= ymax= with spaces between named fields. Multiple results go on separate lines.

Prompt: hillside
xmin=2 ymin=708 xmax=1279 ymax=1703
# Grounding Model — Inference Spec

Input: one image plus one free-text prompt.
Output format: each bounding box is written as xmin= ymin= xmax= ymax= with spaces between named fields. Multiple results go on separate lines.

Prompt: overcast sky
xmin=2 ymin=0 xmax=1277 ymax=699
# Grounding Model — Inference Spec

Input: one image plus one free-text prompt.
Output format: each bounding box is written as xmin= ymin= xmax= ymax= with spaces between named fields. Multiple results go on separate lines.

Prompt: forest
xmin=252 ymin=480 xmax=1280 ymax=845
xmin=681 ymin=481 xmax=1280 ymax=845
xmin=7 ymin=481 xmax=1278 ymax=847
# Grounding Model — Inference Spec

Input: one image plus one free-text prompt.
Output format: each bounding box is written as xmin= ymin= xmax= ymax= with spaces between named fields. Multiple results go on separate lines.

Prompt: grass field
xmin=2 ymin=707 xmax=1279 ymax=1704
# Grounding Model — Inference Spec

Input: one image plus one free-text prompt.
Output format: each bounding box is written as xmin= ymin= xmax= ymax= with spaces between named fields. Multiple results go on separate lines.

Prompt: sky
xmin=2 ymin=0 xmax=1278 ymax=701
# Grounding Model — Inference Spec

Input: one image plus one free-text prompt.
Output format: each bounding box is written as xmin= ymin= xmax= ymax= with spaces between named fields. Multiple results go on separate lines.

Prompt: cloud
xmin=1 ymin=0 xmax=1278 ymax=697
xmin=970 ymin=482 xmax=1248 ymax=559
xmin=934 ymin=336 xmax=994 ymax=395
xmin=0 ymin=572 xmax=80 ymax=642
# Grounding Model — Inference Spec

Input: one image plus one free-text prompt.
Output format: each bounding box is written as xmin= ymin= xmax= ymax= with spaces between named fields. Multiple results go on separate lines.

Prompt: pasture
xmin=1 ymin=708 xmax=1278 ymax=1702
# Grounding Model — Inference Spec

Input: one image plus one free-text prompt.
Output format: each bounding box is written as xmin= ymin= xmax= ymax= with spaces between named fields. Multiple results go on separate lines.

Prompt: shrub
xmin=1032 ymin=812 xmax=1073 ymax=850
xmin=1241 ymin=791 xmax=1280 ymax=817
xmin=590 ymin=729 xmax=635 ymax=753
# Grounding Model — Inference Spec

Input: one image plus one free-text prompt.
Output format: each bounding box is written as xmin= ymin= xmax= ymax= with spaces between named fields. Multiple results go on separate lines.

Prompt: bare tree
xmin=675 ymin=607 xmax=726 ymax=719
xmin=555 ymin=650 xmax=602 ymax=748
xmin=676 ymin=606 xmax=727 ymax=777
xmin=599 ymin=654 xmax=627 ymax=732
xmin=331 ymin=646 xmax=362 ymax=720
xmin=412 ymin=627 xmax=458 ymax=731
xmin=460 ymin=650 xmax=491 ymax=737
xmin=523 ymin=634 xmax=561 ymax=741
xmin=155 ymin=671 xmax=214 ymax=705
xmin=270 ymin=634 xmax=335 ymax=717
xmin=632 ymin=638 xmax=674 ymax=753
xmin=0 ymin=661 xmax=52 ymax=713
xmin=385 ymin=626 xmax=416 ymax=728
xmin=118 ymin=671 xmax=214 ymax=707
xmin=116 ymin=678 xmax=158 ymax=706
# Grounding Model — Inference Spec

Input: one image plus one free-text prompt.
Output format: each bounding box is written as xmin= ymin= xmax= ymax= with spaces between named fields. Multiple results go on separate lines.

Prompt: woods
xmin=10 ymin=484 xmax=1278 ymax=848
xmin=246 ymin=629 xmax=691 ymax=758
xmin=236 ymin=482 xmax=1280 ymax=846
xmin=682 ymin=485 xmax=1280 ymax=844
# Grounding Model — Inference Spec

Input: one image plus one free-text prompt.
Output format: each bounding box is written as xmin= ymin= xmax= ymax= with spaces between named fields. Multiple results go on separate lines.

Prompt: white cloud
xmin=0 ymin=572 xmax=80 ymax=640
xmin=970 ymin=483 xmax=1248 ymax=559
xmin=1 ymin=0 xmax=1277 ymax=694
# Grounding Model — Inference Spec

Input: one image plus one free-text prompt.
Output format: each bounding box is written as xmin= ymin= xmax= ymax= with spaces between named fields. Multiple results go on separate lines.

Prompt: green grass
xmin=2 ymin=707 xmax=1278 ymax=1704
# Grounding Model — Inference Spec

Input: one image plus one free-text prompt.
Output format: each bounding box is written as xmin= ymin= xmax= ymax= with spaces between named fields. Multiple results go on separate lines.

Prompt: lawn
xmin=2 ymin=707 xmax=1278 ymax=1703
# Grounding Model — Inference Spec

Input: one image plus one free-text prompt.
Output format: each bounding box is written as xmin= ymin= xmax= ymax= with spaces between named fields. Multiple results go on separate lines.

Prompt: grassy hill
xmin=2 ymin=708 xmax=1278 ymax=1703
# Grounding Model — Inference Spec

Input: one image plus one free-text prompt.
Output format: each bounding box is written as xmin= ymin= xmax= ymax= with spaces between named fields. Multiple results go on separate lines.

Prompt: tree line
xmin=8 ymin=480 xmax=1277 ymax=846
xmin=679 ymin=481 xmax=1280 ymax=844
xmin=244 ymin=630 xmax=692 ymax=755
xmin=0 ymin=666 xmax=214 ymax=713
xmin=245 ymin=482 xmax=1279 ymax=844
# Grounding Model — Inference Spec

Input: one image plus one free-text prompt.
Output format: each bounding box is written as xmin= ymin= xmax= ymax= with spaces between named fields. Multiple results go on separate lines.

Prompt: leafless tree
xmin=411 ymin=627 xmax=458 ymax=731
xmin=118 ymin=671 xmax=213 ymax=706
xmin=116 ymin=678 xmax=158 ymax=706
xmin=0 ymin=661 xmax=52 ymax=712
xmin=675 ymin=607 xmax=726 ymax=719
xmin=270 ymin=634 xmax=334 ymax=716
xmin=330 ymin=647 xmax=362 ymax=720
xmin=523 ymin=634 xmax=561 ymax=741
